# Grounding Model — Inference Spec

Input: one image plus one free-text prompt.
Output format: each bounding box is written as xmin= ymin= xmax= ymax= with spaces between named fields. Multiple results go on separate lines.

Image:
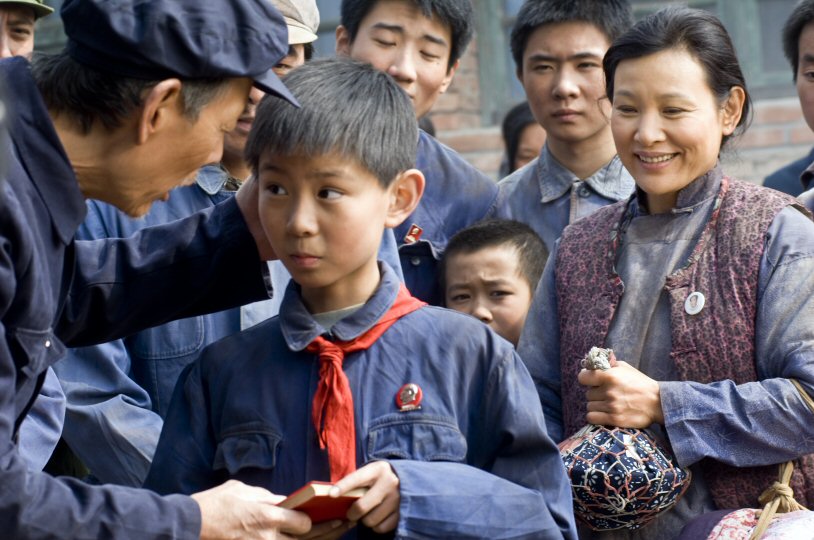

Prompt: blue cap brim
xmin=254 ymin=69 xmax=299 ymax=108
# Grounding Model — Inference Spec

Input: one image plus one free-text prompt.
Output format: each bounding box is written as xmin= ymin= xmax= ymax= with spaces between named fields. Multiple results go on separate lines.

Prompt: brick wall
xmin=429 ymin=38 xmax=814 ymax=186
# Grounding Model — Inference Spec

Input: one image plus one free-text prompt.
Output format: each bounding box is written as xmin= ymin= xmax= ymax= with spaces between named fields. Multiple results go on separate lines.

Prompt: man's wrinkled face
xmin=0 ymin=5 xmax=36 ymax=59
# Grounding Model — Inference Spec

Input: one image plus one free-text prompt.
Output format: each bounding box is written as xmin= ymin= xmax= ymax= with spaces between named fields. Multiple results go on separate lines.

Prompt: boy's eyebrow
xmin=802 ymin=53 xmax=814 ymax=65
xmin=259 ymin=163 xmax=345 ymax=178
xmin=447 ymin=277 xmax=516 ymax=291
xmin=526 ymin=51 xmax=603 ymax=63
xmin=371 ymin=22 xmax=448 ymax=47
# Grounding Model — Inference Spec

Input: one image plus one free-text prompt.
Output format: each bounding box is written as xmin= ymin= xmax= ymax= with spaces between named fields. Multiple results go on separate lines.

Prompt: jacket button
xmin=410 ymin=257 xmax=421 ymax=266
xmin=45 ymin=340 xmax=51 ymax=348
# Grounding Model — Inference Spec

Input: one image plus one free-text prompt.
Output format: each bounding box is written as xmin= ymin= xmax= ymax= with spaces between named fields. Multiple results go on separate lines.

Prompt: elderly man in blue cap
xmin=50 ymin=0 xmax=324 ymax=490
xmin=0 ymin=0 xmax=314 ymax=538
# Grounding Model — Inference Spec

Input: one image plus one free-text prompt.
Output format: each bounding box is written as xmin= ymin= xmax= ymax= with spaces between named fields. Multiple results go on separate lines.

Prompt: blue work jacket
xmin=0 ymin=56 xmax=269 ymax=538
xmin=145 ymin=263 xmax=577 ymax=539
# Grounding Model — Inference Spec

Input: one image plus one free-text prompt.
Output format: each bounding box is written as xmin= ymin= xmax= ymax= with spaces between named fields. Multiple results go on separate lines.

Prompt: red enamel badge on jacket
xmin=396 ymin=383 xmax=422 ymax=411
xmin=403 ymin=224 xmax=423 ymax=244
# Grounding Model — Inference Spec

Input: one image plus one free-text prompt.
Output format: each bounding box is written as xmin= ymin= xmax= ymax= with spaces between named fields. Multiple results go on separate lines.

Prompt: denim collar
xmin=633 ymin=164 xmax=723 ymax=216
xmin=4 ymin=57 xmax=87 ymax=244
xmin=279 ymin=262 xmax=401 ymax=351
xmin=195 ymin=164 xmax=230 ymax=195
xmin=536 ymin=143 xmax=633 ymax=203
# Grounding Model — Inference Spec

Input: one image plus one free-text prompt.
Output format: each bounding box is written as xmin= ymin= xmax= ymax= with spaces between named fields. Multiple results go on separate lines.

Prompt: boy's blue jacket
xmin=54 ymin=165 xmax=404 ymax=487
xmin=145 ymin=263 xmax=577 ymax=539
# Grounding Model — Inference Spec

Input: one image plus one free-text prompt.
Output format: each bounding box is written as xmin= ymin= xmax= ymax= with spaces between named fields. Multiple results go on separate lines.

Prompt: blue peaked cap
xmin=61 ymin=0 xmax=298 ymax=106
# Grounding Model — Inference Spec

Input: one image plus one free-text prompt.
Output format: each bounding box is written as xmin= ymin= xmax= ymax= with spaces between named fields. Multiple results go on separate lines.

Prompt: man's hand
xmin=579 ymin=360 xmax=664 ymax=428
xmin=193 ymin=480 xmax=311 ymax=539
xmin=235 ymin=175 xmax=276 ymax=260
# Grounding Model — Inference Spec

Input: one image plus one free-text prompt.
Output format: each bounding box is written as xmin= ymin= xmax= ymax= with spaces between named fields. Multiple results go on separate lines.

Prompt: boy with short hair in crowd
xmin=144 ymin=58 xmax=576 ymax=540
xmin=337 ymin=0 xmax=499 ymax=305
xmin=495 ymin=0 xmax=635 ymax=253
xmin=443 ymin=219 xmax=547 ymax=348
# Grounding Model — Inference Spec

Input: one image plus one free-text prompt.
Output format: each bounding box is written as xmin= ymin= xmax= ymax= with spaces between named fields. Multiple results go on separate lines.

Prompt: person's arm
xmin=516 ymin=247 xmax=565 ymax=442
xmin=385 ymin=349 xmax=576 ymax=539
xmin=54 ymin=341 xmax=161 ymax=486
xmin=659 ymin=207 xmax=814 ymax=467
xmin=17 ymin=367 xmax=65 ymax=471
xmin=58 ymin=198 xmax=270 ymax=346
xmin=144 ymin=361 xmax=221 ymax=495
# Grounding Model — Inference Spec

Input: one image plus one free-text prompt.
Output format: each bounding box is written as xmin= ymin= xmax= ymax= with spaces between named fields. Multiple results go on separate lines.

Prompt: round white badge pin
xmin=684 ymin=291 xmax=705 ymax=315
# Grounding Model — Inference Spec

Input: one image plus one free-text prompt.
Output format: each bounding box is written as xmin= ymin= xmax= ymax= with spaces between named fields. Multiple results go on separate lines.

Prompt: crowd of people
xmin=3 ymin=0 xmax=814 ymax=538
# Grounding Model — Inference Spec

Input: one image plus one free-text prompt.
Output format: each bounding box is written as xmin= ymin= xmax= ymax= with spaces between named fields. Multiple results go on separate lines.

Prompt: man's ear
xmin=438 ymin=58 xmax=460 ymax=95
xmin=385 ymin=168 xmax=425 ymax=228
xmin=137 ymin=78 xmax=183 ymax=145
xmin=335 ymin=25 xmax=352 ymax=57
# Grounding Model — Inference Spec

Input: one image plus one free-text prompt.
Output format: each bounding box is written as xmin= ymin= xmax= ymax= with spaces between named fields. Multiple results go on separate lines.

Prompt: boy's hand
xmin=193 ymin=479 xmax=311 ymax=539
xmin=235 ymin=174 xmax=276 ymax=261
xmin=579 ymin=360 xmax=664 ymax=428
xmin=299 ymin=520 xmax=356 ymax=540
xmin=332 ymin=461 xmax=401 ymax=534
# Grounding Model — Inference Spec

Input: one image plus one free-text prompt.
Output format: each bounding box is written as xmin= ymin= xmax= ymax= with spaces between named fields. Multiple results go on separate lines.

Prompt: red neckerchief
xmin=306 ymin=284 xmax=425 ymax=481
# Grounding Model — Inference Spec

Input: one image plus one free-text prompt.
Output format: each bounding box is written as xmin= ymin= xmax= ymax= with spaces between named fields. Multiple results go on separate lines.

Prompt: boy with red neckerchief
xmin=144 ymin=58 xmax=576 ymax=540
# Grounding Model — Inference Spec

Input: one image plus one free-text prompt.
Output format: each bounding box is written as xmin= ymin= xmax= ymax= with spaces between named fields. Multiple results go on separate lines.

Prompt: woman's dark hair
xmin=603 ymin=6 xmax=751 ymax=148
xmin=501 ymin=102 xmax=537 ymax=175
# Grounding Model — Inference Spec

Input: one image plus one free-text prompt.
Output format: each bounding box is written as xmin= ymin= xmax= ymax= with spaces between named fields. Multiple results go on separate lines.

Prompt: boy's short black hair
xmin=340 ymin=0 xmax=474 ymax=70
xmin=245 ymin=57 xmax=417 ymax=187
xmin=442 ymin=219 xmax=548 ymax=292
xmin=510 ymin=0 xmax=633 ymax=72
xmin=783 ymin=0 xmax=814 ymax=81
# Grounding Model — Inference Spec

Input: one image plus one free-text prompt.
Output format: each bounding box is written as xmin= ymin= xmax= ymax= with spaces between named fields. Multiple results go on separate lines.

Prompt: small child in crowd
xmin=442 ymin=219 xmax=547 ymax=347
xmin=144 ymin=58 xmax=576 ymax=540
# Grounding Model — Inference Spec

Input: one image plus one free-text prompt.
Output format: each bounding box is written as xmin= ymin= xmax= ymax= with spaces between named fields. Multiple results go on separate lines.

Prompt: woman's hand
xmin=578 ymin=361 xmax=664 ymax=428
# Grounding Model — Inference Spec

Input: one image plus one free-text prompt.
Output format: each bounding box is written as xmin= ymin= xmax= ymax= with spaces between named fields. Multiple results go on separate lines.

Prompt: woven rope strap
xmin=749 ymin=379 xmax=814 ymax=540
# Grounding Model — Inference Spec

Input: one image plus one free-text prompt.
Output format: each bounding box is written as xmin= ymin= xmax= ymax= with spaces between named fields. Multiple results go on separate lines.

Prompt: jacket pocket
xmin=130 ymin=316 xmax=205 ymax=359
xmin=366 ymin=414 xmax=467 ymax=462
xmin=213 ymin=425 xmax=282 ymax=475
xmin=8 ymin=326 xmax=65 ymax=379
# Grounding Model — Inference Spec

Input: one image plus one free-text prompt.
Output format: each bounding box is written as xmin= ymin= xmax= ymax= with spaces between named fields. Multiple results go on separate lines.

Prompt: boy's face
xmin=797 ymin=22 xmax=814 ymax=133
xmin=444 ymin=245 xmax=533 ymax=347
xmin=336 ymin=0 xmax=457 ymax=118
xmin=518 ymin=21 xmax=611 ymax=148
xmin=257 ymin=152 xmax=397 ymax=313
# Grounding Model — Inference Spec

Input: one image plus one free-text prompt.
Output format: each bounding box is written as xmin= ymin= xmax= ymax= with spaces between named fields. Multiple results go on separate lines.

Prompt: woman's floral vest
xmin=555 ymin=176 xmax=814 ymax=509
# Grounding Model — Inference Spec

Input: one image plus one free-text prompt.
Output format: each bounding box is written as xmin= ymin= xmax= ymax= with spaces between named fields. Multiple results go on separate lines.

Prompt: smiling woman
xmin=517 ymin=6 xmax=814 ymax=539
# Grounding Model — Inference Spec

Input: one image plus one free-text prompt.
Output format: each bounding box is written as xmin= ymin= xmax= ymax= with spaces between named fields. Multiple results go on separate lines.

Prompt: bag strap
xmin=749 ymin=379 xmax=814 ymax=539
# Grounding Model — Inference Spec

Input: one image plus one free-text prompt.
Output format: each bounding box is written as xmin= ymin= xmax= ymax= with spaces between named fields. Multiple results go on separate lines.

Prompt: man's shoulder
xmin=416 ymin=130 xmax=495 ymax=187
xmin=82 ymin=185 xmax=213 ymax=239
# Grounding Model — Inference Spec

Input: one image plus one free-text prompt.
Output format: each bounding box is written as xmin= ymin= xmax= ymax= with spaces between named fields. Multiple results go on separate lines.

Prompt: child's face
xmin=336 ymin=0 xmax=457 ymax=118
xmin=444 ymin=245 xmax=533 ymax=347
xmin=518 ymin=21 xmax=611 ymax=149
xmin=257 ymin=152 xmax=395 ymax=313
